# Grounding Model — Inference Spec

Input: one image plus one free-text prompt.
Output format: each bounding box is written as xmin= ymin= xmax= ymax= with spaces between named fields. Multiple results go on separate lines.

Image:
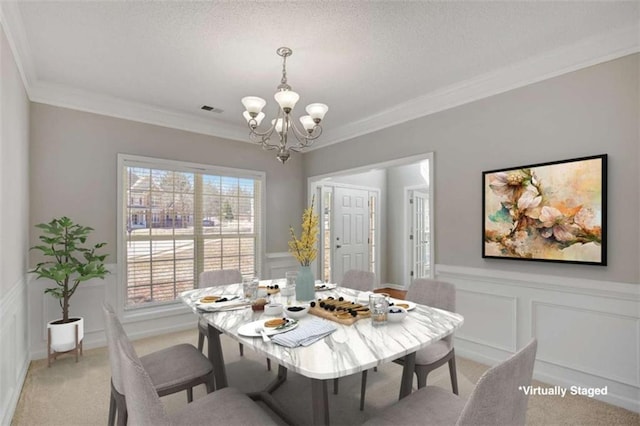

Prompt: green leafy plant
xmin=30 ymin=217 xmax=109 ymax=323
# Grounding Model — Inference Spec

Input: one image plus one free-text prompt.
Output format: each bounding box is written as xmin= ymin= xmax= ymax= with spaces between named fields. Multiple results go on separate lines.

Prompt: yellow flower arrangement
xmin=288 ymin=196 xmax=319 ymax=266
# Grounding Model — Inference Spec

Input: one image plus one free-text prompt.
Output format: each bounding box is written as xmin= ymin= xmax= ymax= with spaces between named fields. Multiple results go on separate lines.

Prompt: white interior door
xmin=333 ymin=186 xmax=370 ymax=283
xmin=411 ymin=189 xmax=430 ymax=280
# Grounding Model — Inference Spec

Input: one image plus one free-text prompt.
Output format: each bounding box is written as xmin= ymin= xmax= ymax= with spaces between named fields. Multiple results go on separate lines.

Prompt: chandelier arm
xmin=290 ymin=122 xmax=322 ymax=147
xmin=246 ymin=119 xmax=276 ymax=138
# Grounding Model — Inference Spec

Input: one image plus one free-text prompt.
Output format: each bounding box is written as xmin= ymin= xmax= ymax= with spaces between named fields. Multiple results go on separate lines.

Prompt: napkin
xmin=196 ymin=299 xmax=250 ymax=312
xmin=271 ymin=318 xmax=337 ymax=348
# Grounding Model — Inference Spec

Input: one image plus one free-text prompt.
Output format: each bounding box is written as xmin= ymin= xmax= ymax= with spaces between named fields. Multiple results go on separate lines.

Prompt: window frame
xmin=117 ymin=154 xmax=266 ymax=315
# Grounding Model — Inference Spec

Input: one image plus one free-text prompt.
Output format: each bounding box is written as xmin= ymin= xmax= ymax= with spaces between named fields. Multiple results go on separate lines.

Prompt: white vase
xmin=47 ymin=317 xmax=84 ymax=352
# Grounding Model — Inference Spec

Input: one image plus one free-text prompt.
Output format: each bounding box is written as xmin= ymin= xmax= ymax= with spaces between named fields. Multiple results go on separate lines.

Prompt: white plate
xmin=237 ymin=319 xmax=299 ymax=337
xmin=390 ymin=298 xmax=416 ymax=311
xmin=315 ymin=283 xmax=337 ymax=291
xmin=194 ymin=294 xmax=238 ymax=306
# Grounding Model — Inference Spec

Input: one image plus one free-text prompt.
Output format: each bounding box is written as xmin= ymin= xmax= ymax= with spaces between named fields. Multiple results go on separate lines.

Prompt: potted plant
xmin=31 ymin=217 xmax=109 ymax=363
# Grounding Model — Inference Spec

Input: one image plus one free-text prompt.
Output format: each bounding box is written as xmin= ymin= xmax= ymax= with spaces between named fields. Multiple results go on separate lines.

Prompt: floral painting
xmin=483 ymin=155 xmax=607 ymax=265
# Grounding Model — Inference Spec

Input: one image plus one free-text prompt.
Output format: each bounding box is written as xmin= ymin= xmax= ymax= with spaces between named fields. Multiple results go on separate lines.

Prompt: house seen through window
xmin=120 ymin=155 xmax=263 ymax=307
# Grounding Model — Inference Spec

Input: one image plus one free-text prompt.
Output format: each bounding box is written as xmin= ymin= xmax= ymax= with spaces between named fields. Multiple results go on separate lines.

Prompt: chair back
xmin=116 ymin=333 xmax=171 ymax=426
xmin=408 ymin=279 xmax=456 ymax=344
xmin=457 ymin=339 xmax=537 ymax=426
xmin=199 ymin=269 xmax=243 ymax=288
xmin=103 ymin=303 xmax=125 ymax=394
xmin=340 ymin=269 xmax=376 ymax=292
xmin=408 ymin=279 xmax=455 ymax=312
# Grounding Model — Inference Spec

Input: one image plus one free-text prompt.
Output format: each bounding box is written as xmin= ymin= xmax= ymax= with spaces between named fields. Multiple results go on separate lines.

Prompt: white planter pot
xmin=47 ymin=317 xmax=84 ymax=352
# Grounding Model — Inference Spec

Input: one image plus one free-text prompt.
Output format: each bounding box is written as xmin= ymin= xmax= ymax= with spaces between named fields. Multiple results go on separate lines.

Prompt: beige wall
xmin=304 ymin=54 xmax=640 ymax=284
xmin=1 ymin=22 xmax=29 ymax=293
xmin=29 ymin=104 xmax=305 ymax=265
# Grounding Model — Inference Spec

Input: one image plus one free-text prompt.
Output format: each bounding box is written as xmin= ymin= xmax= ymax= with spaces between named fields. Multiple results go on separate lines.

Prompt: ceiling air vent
xmin=201 ymin=105 xmax=224 ymax=113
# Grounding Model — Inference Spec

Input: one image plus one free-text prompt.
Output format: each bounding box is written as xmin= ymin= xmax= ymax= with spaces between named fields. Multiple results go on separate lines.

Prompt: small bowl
xmin=284 ymin=304 xmax=310 ymax=319
xmin=387 ymin=306 xmax=408 ymax=322
xmin=264 ymin=303 xmax=283 ymax=316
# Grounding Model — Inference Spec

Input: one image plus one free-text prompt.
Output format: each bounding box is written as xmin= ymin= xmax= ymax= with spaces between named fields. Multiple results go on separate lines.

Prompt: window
xmin=118 ymin=155 xmax=264 ymax=308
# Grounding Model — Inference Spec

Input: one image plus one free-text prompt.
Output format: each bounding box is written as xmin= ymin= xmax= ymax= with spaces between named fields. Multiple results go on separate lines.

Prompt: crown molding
xmin=310 ymin=22 xmax=640 ymax=150
xmin=2 ymin=1 xmax=638 ymax=150
xmin=29 ymin=81 xmax=249 ymax=142
xmin=0 ymin=1 xmax=37 ymax=95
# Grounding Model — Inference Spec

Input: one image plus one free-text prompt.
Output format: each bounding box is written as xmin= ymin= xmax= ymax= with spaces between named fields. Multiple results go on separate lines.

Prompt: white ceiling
xmin=1 ymin=1 xmax=638 ymax=149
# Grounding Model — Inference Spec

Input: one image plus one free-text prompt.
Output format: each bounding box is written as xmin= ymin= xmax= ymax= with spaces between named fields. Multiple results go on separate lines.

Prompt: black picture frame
xmin=482 ymin=154 xmax=607 ymax=266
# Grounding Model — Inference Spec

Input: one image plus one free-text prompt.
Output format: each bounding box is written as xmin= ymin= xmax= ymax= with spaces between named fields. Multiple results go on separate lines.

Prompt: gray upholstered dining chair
xmin=197 ymin=269 xmax=272 ymax=370
xmin=341 ymin=269 xmax=376 ymax=292
xmin=116 ymin=324 xmax=277 ymax=426
xmin=358 ymin=278 xmax=459 ymax=411
xmin=103 ymin=303 xmax=215 ymax=426
xmin=335 ymin=269 xmax=377 ymax=400
xmin=363 ymin=338 xmax=538 ymax=426
xmin=196 ymin=269 xmax=243 ymax=354
xmin=396 ymin=278 xmax=459 ymax=392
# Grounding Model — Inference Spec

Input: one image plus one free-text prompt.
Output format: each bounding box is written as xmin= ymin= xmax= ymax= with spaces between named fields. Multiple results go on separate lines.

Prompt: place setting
xmin=194 ymin=293 xmax=251 ymax=312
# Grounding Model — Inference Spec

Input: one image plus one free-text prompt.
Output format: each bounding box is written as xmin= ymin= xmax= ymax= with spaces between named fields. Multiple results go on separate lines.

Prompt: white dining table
xmin=180 ymin=281 xmax=464 ymax=425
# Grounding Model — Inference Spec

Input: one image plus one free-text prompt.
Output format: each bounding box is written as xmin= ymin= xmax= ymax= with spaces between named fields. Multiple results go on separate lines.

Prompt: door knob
xmin=336 ymin=244 xmax=342 ymax=249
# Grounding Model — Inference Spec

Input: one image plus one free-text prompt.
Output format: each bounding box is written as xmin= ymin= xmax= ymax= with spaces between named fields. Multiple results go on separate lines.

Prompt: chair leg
xmin=415 ymin=367 xmax=429 ymax=389
xmin=238 ymin=342 xmax=244 ymax=357
xmin=448 ymin=355 xmax=459 ymax=395
xmin=360 ymin=370 xmax=368 ymax=411
xmin=187 ymin=387 xmax=193 ymax=403
xmin=333 ymin=378 xmax=339 ymax=395
xmin=111 ymin=380 xmax=127 ymax=426
xmin=206 ymin=372 xmax=215 ymax=393
xmin=197 ymin=330 xmax=205 ymax=353
xmin=108 ymin=390 xmax=117 ymax=426
xmin=266 ymin=358 xmax=271 ymax=371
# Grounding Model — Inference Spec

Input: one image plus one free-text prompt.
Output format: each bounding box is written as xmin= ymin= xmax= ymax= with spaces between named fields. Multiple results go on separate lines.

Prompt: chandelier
xmin=241 ymin=47 xmax=328 ymax=163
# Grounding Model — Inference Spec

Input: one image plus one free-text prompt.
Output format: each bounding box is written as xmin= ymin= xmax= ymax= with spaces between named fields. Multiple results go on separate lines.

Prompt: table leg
xmin=311 ymin=378 xmax=329 ymax=425
xmin=399 ymin=351 xmax=416 ymax=399
xmin=207 ymin=324 xmax=228 ymax=389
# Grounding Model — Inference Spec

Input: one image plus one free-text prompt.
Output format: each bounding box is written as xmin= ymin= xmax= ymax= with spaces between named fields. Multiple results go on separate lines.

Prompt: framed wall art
xmin=482 ymin=154 xmax=607 ymax=265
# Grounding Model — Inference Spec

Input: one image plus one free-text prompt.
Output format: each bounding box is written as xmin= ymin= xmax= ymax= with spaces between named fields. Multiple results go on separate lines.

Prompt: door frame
xmin=404 ymin=184 xmax=434 ymax=287
xmin=308 ymin=152 xmax=434 ymax=285
xmin=316 ymin=182 xmax=380 ymax=283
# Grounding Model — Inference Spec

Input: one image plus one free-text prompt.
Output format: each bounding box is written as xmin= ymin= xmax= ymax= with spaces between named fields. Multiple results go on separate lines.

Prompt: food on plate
xmin=264 ymin=318 xmax=287 ymax=328
xmin=199 ymin=296 xmax=220 ymax=303
xmin=394 ymin=303 xmax=409 ymax=309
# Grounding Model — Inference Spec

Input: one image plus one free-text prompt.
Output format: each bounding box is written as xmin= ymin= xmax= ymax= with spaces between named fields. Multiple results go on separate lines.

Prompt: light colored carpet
xmin=11 ymin=329 xmax=639 ymax=426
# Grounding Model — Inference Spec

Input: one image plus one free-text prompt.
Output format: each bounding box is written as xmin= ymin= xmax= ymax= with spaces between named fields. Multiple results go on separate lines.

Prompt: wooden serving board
xmin=308 ymin=297 xmax=370 ymax=325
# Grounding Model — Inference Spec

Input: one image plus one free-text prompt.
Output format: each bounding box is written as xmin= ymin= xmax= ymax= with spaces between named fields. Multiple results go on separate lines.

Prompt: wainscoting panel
xmin=532 ymin=302 xmax=639 ymax=387
xmin=1 ymin=278 xmax=29 ymax=426
xmin=456 ymin=289 xmax=517 ymax=352
xmin=437 ymin=264 xmax=640 ymax=413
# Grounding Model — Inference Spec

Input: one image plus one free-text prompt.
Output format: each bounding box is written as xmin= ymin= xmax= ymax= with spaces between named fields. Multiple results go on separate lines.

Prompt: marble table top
xmin=180 ymin=281 xmax=464 ymax=381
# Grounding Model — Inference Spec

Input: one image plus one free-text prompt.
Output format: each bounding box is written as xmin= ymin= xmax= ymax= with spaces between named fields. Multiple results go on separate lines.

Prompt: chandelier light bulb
xmin=271 ymin=118 xmax=284 ymax=134
xmin=274 ymin=90 xmax=300 ymax=113
xmin=243 ymin=111 xmax=265 ymax=128
xmin=305 ymin=103 xmax=328 ymax=123
xmin=299 ymin=115 xmax=316 ymax=133
xmin=241 ymin=96 xmax=267 ymax=116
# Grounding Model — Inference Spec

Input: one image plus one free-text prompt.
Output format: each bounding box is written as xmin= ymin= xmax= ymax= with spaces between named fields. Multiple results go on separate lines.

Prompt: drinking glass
xmin=282 ymin=271 xmax=298 ymax=304
xmin=369 ymin=293 xmax=389 ymax=326
xmin=242 ymin=276 xmax=259 ymax=301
